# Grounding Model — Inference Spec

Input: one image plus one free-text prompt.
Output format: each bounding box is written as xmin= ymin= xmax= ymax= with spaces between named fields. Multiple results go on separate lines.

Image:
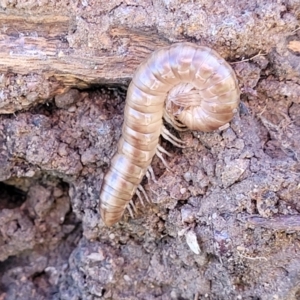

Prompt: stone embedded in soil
xmin=220 ymin=159 xmax=249 ymax=188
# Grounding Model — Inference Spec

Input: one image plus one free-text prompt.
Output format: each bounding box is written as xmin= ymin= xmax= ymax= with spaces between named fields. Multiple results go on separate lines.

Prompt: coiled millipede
xmin=99 ymin=42 xmax=240 ymax=226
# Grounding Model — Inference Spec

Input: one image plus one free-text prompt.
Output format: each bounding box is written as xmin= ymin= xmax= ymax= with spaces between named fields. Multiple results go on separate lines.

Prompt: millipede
xmin=99 ymin=42 xmax=240 ymax=226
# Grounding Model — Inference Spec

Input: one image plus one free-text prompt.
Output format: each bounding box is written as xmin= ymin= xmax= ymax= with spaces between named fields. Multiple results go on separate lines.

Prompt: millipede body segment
xmin=99 ymin=42 xmax=240 ymax=226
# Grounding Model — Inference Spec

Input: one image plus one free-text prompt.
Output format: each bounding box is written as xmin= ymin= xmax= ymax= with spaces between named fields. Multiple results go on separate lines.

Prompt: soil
xmin=1 ymin=1 xmax=300 ymax=299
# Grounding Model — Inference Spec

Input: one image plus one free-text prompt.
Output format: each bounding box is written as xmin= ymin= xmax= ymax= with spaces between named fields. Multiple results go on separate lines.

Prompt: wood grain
xmin=0 ymin=14 xmax=169 ymax=85
xmin=0 ymin=14 xmax=169 ymax=113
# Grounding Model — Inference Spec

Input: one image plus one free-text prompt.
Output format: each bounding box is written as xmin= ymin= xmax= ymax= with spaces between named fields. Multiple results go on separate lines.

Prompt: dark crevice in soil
xmin=0 ymin=183 xmax=27 ymax=210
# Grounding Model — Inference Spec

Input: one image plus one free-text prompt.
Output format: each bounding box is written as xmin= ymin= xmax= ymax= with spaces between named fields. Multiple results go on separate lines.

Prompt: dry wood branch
xmin=0 ymin=14 xmax=169 ymax=113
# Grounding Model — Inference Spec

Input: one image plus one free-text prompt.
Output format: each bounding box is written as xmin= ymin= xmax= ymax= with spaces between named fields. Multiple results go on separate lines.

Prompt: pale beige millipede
xmin=99 ymin=42 xmax=240 ymax=226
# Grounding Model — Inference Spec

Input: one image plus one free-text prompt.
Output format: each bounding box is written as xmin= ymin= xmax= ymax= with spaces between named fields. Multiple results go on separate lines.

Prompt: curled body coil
xmin=99 ymin=42 xmax=240 ymax=226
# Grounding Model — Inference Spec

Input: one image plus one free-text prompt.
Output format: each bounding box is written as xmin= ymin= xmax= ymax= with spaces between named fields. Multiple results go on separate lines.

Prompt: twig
xmin=230 ymin=50 xmax=267 ymax=65
xmin=291 ymin=27 xmax=300 ymax=35
xmin=237 ymin=251 xmax=268 ymax=261
xmin=257 ymin=106 xmax=267 ymax=117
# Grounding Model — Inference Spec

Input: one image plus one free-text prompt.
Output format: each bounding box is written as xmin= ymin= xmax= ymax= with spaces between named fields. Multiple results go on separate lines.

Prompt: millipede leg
xmin=136 ymin=189 xmax=145 ymax=207
xmin=163 ymin=110 xmax=187 ymax=131
xmin=155 ymin=147 xmax=171 ymax=170
xmin=146 ymin=165 xmax=157 ymax=182
xmin=145 ymin=171 xmax=151 ymax=183
xmin=126 ymin=204 xmax=134 ymax=218
xmin=138 ymin=184 xmax=151 ymax=203
xmin=129 ymin=200 xmax=138 ymax=214
xmin=157 ymin=144 xmax=173 ymax=157
xmin=161 ymin=126 xmax=186 ymax=148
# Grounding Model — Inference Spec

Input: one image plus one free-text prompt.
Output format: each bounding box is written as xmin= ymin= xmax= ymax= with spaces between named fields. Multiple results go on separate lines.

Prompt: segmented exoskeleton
xmin=99 ymin=42 xmax=240 ymax=226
